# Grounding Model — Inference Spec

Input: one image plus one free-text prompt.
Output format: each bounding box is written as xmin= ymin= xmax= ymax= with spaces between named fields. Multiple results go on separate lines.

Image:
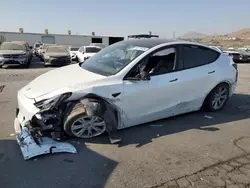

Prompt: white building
xmin=0 ymin=31 xmax=124 ymax=47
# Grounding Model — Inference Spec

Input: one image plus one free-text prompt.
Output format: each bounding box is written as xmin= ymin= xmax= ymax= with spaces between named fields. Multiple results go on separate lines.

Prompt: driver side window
xmin=145 ymin=48 xmax=176 ymax=76
xmin=126 ymin=47 xmax=177 ymax=79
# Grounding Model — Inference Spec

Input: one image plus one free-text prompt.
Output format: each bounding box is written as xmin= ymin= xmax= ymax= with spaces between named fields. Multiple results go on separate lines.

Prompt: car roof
xmin=119 ymin=38 xmax=182 ymax=49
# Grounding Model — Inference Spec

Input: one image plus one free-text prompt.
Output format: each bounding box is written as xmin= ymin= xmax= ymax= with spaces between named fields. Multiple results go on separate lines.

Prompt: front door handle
xmin=208 ymin=70 xmax=215 ymax=74
xmin=169 ymin=78 xmax=178 ymax=82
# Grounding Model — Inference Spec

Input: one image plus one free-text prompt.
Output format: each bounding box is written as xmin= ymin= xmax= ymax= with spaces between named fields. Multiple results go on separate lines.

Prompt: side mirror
xmin=29 ymin=46 xmax=33 ymax=49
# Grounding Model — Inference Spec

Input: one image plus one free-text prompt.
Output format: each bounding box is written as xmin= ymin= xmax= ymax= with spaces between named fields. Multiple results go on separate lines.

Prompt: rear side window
xmin=183 ymin=45 xmax=220 ymax=69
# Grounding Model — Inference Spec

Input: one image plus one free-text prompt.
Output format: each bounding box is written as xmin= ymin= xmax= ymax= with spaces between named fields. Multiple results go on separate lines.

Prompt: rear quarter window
xmin=183 ymin=45 xmax=220 ymax=69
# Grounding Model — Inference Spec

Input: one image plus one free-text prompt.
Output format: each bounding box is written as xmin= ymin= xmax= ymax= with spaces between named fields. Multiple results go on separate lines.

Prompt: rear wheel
xmin=64 ymin=102 xmax=107 ymax=138
xmin=206 ymin=83 xmax=229 ymax=111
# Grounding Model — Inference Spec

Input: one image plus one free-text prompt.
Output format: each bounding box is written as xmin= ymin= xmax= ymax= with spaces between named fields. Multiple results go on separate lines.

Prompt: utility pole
xmin=173 ymin=31 xmax=175 ymax=39
xmin=149 ymin=31 xmax=152 ymax=36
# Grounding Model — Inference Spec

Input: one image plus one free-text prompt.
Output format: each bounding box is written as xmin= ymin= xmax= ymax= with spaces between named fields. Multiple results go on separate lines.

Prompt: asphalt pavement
xmin=0 ymin=60 xmax=250 ymax=188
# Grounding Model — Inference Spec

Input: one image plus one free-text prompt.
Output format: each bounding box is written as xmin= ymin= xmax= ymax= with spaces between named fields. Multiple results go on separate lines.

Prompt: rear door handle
xmin=169 ymin=78 xmax=178 ymax=82
xmin=208 ymin=70 xmax=215 ymax=74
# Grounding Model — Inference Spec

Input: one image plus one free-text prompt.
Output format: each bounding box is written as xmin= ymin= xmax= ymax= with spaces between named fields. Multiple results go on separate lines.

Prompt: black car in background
xmin=223 ymin=50 xmax=250 ymax=63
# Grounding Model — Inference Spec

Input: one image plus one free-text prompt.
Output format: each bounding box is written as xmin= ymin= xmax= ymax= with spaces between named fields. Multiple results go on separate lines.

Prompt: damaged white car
xmin=14 ymin=39 xmax=238 ymax=159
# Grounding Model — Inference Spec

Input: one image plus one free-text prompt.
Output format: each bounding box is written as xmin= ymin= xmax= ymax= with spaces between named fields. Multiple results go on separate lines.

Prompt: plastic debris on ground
xmin=16 ymin=126 xmax=77 ymax=160
xmin=204 ymin=115 xmax=213 ymax=119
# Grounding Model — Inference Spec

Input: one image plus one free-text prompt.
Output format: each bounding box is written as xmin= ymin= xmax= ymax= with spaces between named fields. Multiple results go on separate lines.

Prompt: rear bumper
xmin=230 ymin=81 xmax=237 ymax=97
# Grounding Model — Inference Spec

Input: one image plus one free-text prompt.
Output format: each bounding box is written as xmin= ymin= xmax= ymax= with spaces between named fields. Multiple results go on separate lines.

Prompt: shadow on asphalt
xmin=0 ymin=140 xmax=117 ymax=188
xmin=85 ymin=93 xmax=250 ymax=147
xmin=1 ymin=94 xmax=249 ymax=187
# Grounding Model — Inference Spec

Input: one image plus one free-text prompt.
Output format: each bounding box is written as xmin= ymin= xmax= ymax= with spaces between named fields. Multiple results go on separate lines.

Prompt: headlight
xmin=34 ymin=92 xmax=72 ymax=111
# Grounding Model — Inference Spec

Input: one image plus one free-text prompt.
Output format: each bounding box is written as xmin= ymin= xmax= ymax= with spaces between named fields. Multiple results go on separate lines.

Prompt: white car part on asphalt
xmin=14 ymin=118 xmax=77 ymax=160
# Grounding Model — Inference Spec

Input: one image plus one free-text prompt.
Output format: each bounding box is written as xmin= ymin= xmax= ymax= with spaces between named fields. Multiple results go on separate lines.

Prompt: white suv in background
xmin=69 ymin=46 xmax=79 ymax=61
xmin=76 ymin=45 xmax=102 ymax=62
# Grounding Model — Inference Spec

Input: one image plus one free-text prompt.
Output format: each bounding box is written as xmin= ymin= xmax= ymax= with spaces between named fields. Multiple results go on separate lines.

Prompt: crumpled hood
xmin=0 ymin=50 xmax=26 ymax=55
xmin=22 ymin=63 xmax=106 ymax=99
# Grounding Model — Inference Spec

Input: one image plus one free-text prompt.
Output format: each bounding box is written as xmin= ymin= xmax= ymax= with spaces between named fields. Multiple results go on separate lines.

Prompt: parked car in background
xmin=33 ymin=42 xmax=43 ymax=56
xmin=0 ymin=41 xmax=33 ymax=68
xmin=43 ymin=45 xmax=71 ymax=66
xmin=37 ymin=44 xmax=54 ymax=61
xmin=224 ymin=50 xmax=250 ymax=63
xmin=69 ymin=46 xmax=79 ymax=61
xmin=238 ymin=50 xmax=250 ymax=63
xmin=89 ymin=43 xmax=106 ymax=49
xmin=76 ymin=45 xmax=102 ymax=62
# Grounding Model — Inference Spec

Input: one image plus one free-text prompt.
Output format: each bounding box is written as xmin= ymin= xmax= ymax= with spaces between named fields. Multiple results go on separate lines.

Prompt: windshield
xmin=85 ymin=47 xmax=101 ymax=53
xmin=81 ymin=42 xmax=148 ymax=76
xmin=0 ymin=42 xmax=26 ymax=50
xmin=70 ymin=47 xmax=79 ymax=51
xmin=46 ymin=46 xmax=67 ymax=53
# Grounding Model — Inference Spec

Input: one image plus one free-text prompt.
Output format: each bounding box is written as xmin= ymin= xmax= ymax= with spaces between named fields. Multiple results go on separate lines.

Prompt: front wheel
xmin=206 ymin=83 xmax=229 ymax=111
xmin=63 ymin=102 xmax=107 ymax=138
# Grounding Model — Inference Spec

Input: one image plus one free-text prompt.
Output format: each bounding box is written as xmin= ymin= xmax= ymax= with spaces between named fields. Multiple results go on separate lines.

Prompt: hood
xmin=45 ymin=52 xmax=69 ymax=57
xmin=0 ymin=50 xmax=26 ymax=55
xmin=22 ymin=63 xmax=106 ymax=99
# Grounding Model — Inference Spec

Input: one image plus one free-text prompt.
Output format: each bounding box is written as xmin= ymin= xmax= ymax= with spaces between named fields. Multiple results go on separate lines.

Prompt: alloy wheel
xmin=71 ymin=116 xmax=106 ymax=138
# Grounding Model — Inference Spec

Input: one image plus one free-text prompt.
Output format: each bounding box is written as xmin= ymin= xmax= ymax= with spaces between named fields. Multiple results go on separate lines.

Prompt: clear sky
xmin=0 ymin=0 xmax=250 ymax=37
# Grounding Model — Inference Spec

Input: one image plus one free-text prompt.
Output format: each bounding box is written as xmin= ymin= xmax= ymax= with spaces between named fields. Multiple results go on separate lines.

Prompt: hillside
xmin=179 ymin=31 xmax=208 ymax=39
xmin=227 ymin=28 xmax=250 ymax=38
xmin=180 ymin=28 xmax=250 ymax=48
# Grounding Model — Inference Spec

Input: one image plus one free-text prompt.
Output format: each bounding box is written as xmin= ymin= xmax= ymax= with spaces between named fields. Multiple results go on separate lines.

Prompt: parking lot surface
xmin=0 ymin=61 xmax=250 ymax=188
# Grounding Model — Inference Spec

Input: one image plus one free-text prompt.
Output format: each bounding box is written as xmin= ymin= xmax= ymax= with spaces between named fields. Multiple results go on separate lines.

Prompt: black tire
xmin=205 ymin=83 xmax=229 ymax=112
xmin=63 ymin=100 xmax=107 ymax=138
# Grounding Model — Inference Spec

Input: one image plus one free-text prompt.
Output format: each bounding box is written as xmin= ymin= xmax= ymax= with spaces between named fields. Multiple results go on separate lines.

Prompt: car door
xmin=121 ymin=45 xmax=183 ymax=127
xmin=144 ymin=46 xmax=188 ymax=121
xmin=174 ymin=44 xmax=221 ymax=111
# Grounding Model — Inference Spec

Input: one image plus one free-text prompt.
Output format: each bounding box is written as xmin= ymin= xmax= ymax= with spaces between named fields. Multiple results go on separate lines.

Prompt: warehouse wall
xmin=54 ymin=35 xmax=91 ymax=46
xmin=0 ymin=32 xmax=41 ymax=45
xmin=0 ymin=32 xmax=116 ymax=47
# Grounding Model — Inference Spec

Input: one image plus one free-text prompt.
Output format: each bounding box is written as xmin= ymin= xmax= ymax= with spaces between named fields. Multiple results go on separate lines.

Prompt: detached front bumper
xmin=14 ymin=89 xmax=77 ymax=160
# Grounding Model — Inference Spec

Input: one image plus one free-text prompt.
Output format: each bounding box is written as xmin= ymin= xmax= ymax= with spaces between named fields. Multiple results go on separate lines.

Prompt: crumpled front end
xmin=14 ymin=89 xmax=77 ymax=160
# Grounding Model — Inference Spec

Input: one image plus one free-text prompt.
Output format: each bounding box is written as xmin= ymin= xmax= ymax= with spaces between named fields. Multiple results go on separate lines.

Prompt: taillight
xmin=232 ymin=63 xmax=238 ymax=82
xmin=232 ymin=63 xmax=237 ymax=70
